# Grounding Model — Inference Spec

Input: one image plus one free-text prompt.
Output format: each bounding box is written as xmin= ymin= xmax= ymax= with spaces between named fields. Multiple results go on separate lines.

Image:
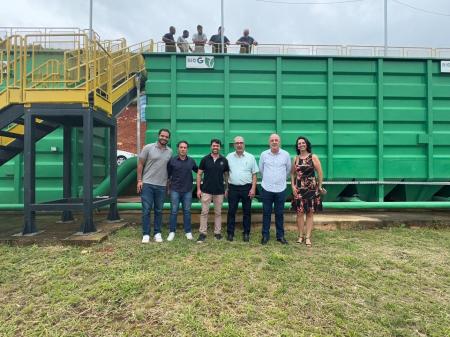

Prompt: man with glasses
xmin=225 ymin=136 xmax=259 ymax=242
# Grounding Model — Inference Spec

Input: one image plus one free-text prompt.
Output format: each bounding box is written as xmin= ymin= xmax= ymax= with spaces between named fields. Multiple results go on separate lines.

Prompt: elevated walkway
xmin=0 ymin=32 xmax=152 ymax=165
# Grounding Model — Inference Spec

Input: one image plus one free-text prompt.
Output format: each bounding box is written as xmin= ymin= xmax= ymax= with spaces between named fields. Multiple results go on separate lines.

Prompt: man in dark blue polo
xmin=167 ymin=141 xmax=198 ymax=241
xmin=162 ymin=26 xmax=176 ymax=52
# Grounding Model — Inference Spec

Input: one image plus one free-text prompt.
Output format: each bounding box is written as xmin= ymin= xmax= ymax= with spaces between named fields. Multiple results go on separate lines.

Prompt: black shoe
xmin=214 ymin=233 xmax=222 ymax=240
xmin=227 ymin=233 xmax=234 ymax=241
xmin=261 ymin=236 xmax=269 ymax=245
xmin=243 ymin=233 xmax=250 ymax=242
xmin=197 ymin=233 xmax=206 ymax=243
xmin=277 ymin=237 xmax=288 ymax=244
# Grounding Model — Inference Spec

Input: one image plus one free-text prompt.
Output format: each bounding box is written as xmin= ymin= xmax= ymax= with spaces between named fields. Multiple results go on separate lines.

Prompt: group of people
xmin=137 ymin=129 xmax=325 ymax=247
xmin=162 ymin=25 xmax=258 ymax=54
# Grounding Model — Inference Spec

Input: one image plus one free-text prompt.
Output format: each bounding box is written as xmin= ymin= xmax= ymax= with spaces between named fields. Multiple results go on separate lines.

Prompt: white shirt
xmin=259 ymin=148 xmax=291 ymax=193
xmin=226 ymin=151 xmax=259 ymax=185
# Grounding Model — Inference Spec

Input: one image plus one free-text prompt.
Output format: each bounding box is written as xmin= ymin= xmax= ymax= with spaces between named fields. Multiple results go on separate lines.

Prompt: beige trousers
xmin=199 ymin=193 xmax=224 ymax=235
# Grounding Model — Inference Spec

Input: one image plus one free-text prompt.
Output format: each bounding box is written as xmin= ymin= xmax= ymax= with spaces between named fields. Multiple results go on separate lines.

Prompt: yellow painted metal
xmin=23 ymin=89 xmax=88 ymax=103
xmin=0 ymin=35 xmax=23 ymax=110
xmin=1 ymin=32 xmax=152 ymax=116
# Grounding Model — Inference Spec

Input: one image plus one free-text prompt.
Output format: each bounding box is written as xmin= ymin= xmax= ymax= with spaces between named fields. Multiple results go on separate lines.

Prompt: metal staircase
xmin=0 ymin=31 xmax=153 ymax=166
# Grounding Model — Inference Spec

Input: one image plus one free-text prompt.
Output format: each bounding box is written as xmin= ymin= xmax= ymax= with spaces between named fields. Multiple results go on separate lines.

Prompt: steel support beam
xmin=22 ymin=112 xmax=37 ymax=234
xmin=61 ymin=125 xmax=74 ymax=222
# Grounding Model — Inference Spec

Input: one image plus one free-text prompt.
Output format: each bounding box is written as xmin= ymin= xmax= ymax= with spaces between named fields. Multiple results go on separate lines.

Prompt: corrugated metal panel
xmin=144 ymin=54 xmax=450 ymax=202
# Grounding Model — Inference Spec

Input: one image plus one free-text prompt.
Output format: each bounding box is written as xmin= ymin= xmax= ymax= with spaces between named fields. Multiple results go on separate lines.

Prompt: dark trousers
xmin=261 ymin=187 xmax=286 ymax=240
xmin=226 ymin=184 xmax=252 ymax=236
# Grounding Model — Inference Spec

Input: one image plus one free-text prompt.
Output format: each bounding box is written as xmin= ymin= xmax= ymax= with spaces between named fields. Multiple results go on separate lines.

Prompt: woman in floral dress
xmin=291 ymin=136 xmax=324 ymax=247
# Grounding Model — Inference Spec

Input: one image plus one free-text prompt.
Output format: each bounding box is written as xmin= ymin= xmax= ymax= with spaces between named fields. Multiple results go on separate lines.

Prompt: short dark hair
xmin=158 ymin=128 xmax=171 ymax=137
xmin=197 ymin=25 xmax=202 ymax=29
xmin=210 ymin=138 xmax=222 ymax=146
xmin=177 ymin=140 xmax=189 ymax=147
xmin=295 ymin=136 xmax=312 ymax=155
xmin=183 ymin=30 xmax=189 ymax=35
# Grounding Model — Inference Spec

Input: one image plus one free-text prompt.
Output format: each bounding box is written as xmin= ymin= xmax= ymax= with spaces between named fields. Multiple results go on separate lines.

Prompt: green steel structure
xmin=0 ymin=127 xmax=109 ymax=204
xmin=144 ymin=53 xmax=450 ymax=203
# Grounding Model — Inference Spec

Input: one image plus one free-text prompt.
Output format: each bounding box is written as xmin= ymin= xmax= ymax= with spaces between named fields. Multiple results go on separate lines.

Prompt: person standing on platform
xmin=177 ymin=30 xmax=192 ymax=53
xmin=209 ymin=26 xmax=230 ymax=53
xmin=162 ymin=26 xmax=176 ymax=52
xmin=137 ymin=129 xmax=172 ymax=243
xmin=196 ymin=139 xmax=229 ymax=243
xmin=259 ymin=133 xmax=291 ymax=245
xmin=167 ymin=141 xmax=198 ymax=241
xmin=236 ymin=29 xmax=258 ymax=54
xmin=192 ymin=25 xmax=207 ymax=53
xmin=225 ymin=136 xmax=259 ymax=242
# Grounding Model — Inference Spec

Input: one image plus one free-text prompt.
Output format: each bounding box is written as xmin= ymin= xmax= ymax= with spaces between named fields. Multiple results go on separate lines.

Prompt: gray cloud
xmin=3 ymin=0 xmax=450 ymax=48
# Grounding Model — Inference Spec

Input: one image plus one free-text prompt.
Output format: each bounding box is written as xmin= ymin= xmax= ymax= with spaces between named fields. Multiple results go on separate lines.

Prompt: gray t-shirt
xmin=139 ymin=143 xmax=173 ymax=186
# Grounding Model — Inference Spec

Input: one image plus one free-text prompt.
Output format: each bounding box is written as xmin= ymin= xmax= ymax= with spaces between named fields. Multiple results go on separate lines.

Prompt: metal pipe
xmin=0 ymin=201 xmax=449 ymax=211
xmin=89 ymin=0 xmax=93 ymax=41
xmin=136 ymin=75 xmax=141 ymax=164
xmin=116 ymin=201 xmax=450 ymax=210
xmin=384 ymin=0 xmax=388 ymax=56
xmin=221 ymin=0 xmax=224 ymax=53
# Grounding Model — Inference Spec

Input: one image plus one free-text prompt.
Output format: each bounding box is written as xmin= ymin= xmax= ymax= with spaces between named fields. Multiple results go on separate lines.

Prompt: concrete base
xmin=0 ymin=212 xmax=128 ymax=246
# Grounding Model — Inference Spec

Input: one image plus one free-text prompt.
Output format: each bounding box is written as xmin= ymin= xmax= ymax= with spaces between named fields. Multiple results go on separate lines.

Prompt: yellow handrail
xmin=0 ymin=32 xmax=151 ymax=114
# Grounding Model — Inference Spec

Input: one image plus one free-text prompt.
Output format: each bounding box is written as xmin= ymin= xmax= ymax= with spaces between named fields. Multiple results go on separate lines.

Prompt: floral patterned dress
xmin=291 ymin=153 xmax=323 ymax=213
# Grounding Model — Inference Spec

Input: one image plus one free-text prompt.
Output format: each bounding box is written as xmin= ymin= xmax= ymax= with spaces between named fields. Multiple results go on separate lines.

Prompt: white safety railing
xmin=155 ymin=42 xmax=450 ymax=58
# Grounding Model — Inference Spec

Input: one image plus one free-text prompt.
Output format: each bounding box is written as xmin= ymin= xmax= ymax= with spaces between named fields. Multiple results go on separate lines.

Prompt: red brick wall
xmin=117 ymin=103 xmax=146 ymax=154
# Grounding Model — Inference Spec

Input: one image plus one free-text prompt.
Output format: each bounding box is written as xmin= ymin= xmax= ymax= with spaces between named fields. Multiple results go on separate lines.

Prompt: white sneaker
xmin=167 ymin=232 xmax=175 ymax=241
xmin=154 ymin=233 xmax=163 ymax=243
xmin=185 ymin=232 xmax=193 ymax=240
xmin=142 ymin=235 xmax=150 ymax=243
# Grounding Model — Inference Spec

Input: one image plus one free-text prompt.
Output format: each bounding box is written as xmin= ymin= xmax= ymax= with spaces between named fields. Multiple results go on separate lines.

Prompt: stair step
xmin=0 ymin=130 xmax=24 ymax=139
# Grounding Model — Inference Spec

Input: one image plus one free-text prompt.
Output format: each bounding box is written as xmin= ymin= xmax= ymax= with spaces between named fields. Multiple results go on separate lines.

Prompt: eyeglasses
xmin=234 ymin=142 xmax=244 ymax=144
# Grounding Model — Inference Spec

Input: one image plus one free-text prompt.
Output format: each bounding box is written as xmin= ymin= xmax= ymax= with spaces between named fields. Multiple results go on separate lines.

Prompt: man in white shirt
xmin=192 ymin=25 xmax=207 ymax=53
xmin=259 ymin=134 xmax=291 ymax=245
xmin=177 ymin=30 xmax=192 ymax=53
xmin=225 ymin=136 xmax=259 ymax=242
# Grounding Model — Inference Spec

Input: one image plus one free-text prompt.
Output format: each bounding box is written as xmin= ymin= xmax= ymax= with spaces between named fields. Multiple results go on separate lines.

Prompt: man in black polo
xmin=162 ymin=26 xmax=176 ymax=52
xmin=167 ymin=141 xmax=198 ymax=241
xmin=196 ymin=139 xmax=229 ymax=242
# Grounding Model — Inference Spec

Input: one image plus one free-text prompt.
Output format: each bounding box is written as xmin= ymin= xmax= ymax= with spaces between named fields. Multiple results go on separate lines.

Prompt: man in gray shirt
xmin=259 ymin=133 xmax=291 ymax=245
xmin=137 ymin=128 xmax=172 ymax=243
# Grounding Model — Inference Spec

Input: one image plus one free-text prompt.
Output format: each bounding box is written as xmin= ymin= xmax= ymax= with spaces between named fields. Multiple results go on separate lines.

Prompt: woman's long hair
xmin=295 ymin=136 xmax=312 ymax=155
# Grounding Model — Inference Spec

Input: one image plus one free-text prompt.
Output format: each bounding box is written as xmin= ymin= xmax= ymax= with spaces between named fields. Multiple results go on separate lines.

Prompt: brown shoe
xmin=305 ymin=237 xmax=312 ymax=247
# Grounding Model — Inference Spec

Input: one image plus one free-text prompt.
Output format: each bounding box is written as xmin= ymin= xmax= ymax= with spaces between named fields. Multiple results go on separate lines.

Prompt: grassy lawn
xmin=1 ymin=226 xmax=449 ymax=337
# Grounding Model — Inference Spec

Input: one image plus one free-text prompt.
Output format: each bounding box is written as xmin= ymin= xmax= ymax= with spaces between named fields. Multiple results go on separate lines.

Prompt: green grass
xmin=1 ymin=227 xmax=449 ymax=337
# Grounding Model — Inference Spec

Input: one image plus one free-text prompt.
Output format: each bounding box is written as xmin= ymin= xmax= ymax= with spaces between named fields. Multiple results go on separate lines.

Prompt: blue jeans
xmin=261 ymin=187 xmax=286 ymax=239
xmin=169 ymin=190 xmax=192 ymax=233
xmin=141 ymin=183 xmax=166 ymax=236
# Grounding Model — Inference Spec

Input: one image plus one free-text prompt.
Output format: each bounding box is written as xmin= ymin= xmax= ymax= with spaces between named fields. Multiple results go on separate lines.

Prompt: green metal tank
xmin=0 ymin=127 xmax=109 ymax=204
xmin=143 ymin=53 xmax=450 ymax=203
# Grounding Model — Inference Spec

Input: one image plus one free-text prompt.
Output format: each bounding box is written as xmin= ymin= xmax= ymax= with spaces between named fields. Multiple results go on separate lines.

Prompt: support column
xmin=23 ymin=111 xmax=37 ymax=234
xmin=81 ymin=108 xmax=96 ymax=233
xmin=61 ymin=125 xmax=74 ymax=222
xmin=107 ymin=118 xmax=120 ymax=221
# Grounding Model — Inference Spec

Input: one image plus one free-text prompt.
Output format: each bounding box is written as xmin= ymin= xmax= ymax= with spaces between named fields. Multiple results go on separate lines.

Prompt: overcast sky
xmin=3 ymin=0 xmax=450 ymax=48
